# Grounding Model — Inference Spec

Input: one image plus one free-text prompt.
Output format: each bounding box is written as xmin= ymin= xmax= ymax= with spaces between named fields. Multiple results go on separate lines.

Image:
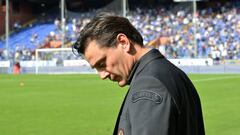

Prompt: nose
xmin=98 ymin=70 xmax=110 ymax=80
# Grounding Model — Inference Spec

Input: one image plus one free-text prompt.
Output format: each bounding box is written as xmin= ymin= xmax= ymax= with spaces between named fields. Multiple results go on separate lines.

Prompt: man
xmin=73 ymin=14 xmax=205 ymax=135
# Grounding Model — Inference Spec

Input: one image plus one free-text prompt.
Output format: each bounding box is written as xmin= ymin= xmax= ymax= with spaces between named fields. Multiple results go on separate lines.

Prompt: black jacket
xmin=113 ymin=49 xmax=205 ymax=135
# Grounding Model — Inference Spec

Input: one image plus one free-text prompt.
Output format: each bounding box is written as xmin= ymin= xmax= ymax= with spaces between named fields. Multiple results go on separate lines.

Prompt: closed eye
xmin=96 ymin=62 xmax=106 ymax=71
xmin=93 ymin=57 xmax=106 ymax=71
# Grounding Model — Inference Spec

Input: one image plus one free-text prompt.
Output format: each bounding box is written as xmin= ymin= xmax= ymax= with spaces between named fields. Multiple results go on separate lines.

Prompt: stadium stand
xmin=1 ymin=1 xmax=239 ymax=61
xmin=128 ymin=2 xmax=240 ymax=60
xmin=0 ymin=0 xmax=240 ymax=74
xmin=8 ymin=24 xmax=56 ymax=50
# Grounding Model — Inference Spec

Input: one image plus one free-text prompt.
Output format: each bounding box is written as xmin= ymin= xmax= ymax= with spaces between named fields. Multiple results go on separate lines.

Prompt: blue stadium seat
xmin=7 ymin=24 xmax=56 ymax=50
xmin=0 ymin=40 xmax=4 ymax=49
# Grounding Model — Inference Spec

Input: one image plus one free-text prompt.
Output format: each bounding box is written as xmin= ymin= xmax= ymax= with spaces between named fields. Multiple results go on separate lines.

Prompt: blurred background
xmin=0 ymin=0 xmax=240 ymax=74
xmin=1 ymin=1 xmax=240 ymax=135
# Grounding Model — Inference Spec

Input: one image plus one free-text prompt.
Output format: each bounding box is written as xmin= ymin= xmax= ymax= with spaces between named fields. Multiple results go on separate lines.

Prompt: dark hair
xmin=73 ymin=14 xmax=143 ymax=55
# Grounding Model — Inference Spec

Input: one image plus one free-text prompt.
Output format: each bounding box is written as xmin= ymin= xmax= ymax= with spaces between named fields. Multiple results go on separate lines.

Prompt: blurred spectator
xmin=13 ymin=21 xmax=22 ymax=32
xmin=13 ymin=62 xmax=21 ymax=74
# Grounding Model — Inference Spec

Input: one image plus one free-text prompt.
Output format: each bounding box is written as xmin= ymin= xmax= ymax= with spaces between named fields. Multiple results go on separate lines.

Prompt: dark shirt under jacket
xmin=113 ymin=49 xmax=205 ymax=135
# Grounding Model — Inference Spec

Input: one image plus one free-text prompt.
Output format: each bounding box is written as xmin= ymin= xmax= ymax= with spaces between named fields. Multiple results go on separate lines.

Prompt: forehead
xmin=84 ymin=40 xmax=107 ymax=66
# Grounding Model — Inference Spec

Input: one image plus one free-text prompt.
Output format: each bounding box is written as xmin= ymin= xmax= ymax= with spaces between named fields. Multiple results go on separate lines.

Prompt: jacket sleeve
xmin=128 ymin=76 xmax=172 ymax=135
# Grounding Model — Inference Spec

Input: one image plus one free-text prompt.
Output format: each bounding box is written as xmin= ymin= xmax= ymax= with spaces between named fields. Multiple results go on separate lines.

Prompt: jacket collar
xmin=127 ymin=48 xmax=165 ymax=85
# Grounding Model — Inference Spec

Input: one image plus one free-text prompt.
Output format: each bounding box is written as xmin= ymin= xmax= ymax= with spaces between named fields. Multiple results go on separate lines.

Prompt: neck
xmin=134 ymin=46 xmax=151 ymax=61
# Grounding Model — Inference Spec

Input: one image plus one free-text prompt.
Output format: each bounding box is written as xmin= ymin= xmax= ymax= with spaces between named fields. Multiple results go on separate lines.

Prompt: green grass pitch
xmin=0 ymin=74 xmax=240 ymax=135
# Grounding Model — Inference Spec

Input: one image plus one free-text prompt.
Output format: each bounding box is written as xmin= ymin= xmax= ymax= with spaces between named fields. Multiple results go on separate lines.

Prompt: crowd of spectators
xmin=0 ymin=1 xmax=239 ymax=64
xmin=128 ymin=2 xmax=240 ymax=61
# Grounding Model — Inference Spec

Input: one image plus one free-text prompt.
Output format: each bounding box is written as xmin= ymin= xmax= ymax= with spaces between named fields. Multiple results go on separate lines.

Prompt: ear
xmin=116 ymin=33 xmax=131 ymax=52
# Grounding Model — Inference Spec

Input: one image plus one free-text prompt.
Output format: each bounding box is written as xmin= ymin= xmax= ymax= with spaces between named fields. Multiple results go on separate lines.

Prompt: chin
xmin=118 ymin=81 xmax=127 ymax=87
xmin=118 ymin=84 xmax=126 ymax=87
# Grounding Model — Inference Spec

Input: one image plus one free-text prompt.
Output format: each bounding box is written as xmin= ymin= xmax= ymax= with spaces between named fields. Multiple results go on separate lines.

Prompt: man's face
xmin=84 ymin=40 xmax=132 ymax=87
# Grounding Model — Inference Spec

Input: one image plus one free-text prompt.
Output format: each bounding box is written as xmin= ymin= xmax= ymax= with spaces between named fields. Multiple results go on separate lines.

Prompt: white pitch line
xmin=192 ymin=75 xmax=240 ymax=82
